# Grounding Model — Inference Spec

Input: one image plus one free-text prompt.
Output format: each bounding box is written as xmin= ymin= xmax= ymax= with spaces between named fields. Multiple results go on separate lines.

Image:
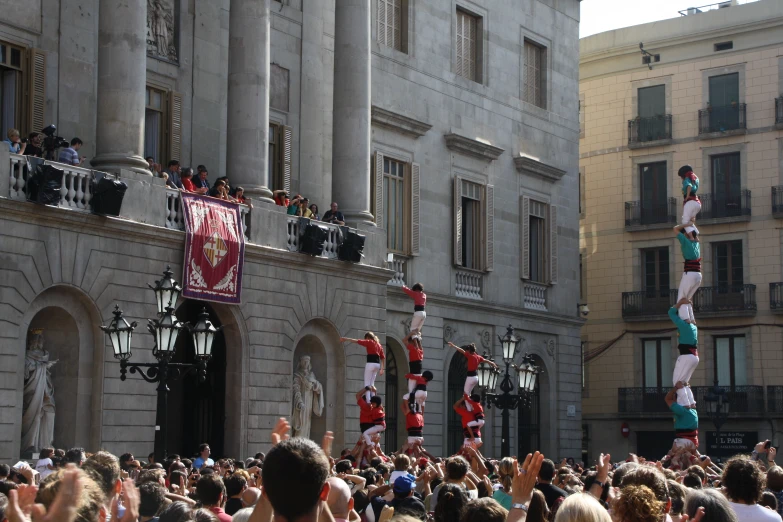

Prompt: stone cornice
xmin=513 ymin=154 xmax=566 ymax=183
xmin=371 ymin=106 xmax=432 ymax=138
xmin=444 ymin=133 xmax=505 ymax=161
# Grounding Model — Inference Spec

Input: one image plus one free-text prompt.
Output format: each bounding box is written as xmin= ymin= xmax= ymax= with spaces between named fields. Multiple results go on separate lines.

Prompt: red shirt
xmin=274 ymin=195 xmax=289 ymax=207
xmin=358 ymin=398 xmax=374 ymax=424
xmin=402 ymin=286 xmax=427 ymax=307
xmin=405 ymin=374 xmax=428 ymax=386
xmin=464 ymin=352 xmax=485 ymax=372
xmin=209 ymin=507 xmax=232 ymax=522
xmin=372 ymin=405 xmax=386 ymax=427
xmin=357 ymin=339 xmax=385 ymax=359
xmin=406 ymin=412 xmax=424 ymax=430
xmin=182 ymin=178 xmax=196 ymax=192
xmin=465 ymin=397 xmax=484 ymax=416
xmin=407 ymin=342 xmax=423 ymax=362
xmin=454 ymin=405 xmax=475 ymax=428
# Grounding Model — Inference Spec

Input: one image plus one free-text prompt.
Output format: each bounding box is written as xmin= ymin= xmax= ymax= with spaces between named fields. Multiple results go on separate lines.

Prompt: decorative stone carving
xmin=147 ymin=0 xmax=177 ymax=61
xmin=443 ymin=324 xmax=457 ymax=343
xmin=479 ymin=329 xmax=492 ymax=350
xmin=444 ymin=133 xmax=505 ymax=161
xmin=291 ymin=356 xmax=324 ymax=439
xmin=22 ymin=329 xmax=56 ymax=453
xmin=545 ymin=339 xmax=556 ymax=360
xmin=372 ymin=106 xmax=433 ymax=138
xmin=513 ymin=154 xmax=567 ymax=183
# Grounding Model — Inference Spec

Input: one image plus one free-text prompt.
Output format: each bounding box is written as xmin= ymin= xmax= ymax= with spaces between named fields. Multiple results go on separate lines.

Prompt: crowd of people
xmin=1 ymin=417 xmax=782 ymax=522
xmin=147 ymin=159 xmax=251 ymax=207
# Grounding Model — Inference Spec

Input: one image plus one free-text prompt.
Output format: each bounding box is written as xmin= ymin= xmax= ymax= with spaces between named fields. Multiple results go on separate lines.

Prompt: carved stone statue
xmin=291 ymin=356 xmax=324 ymax=439
xmin=147 ymin=0 xmax=177 ymax=61
xmin=22 ymin=329 xmax=56 ymax=453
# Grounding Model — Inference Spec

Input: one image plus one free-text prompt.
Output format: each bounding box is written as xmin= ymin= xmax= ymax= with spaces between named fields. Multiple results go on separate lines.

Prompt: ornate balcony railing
xmin=698 ymin=103 xmax=746 ymax=135
xmin=776 ymin=97 xmax=783 ymax=126
xmin=455 ymin=270 xmax=482 ymax=300
xmin=9 ymin=154 xmax=96 ymax=210
xmin=619 ymin=386 xmax=765 ymax=415
xmin=618 ymin=388 xmax=671 ymax=414
xmin=625 ymin=198 xmax=678 ymax=229
xmin=622 ymin=289 xmax=677 ymax=319
xmin=770 ymin=283 xmax=783 ymax=312
xmin=696 ymin=190 xmax=751 ymax=221
xmin=387 ymin=257 xmax=407 ymax=287
xmin=523 ymin=281 xmax=548 ymax=311
xmin=772 ymin=186 xmax=783 ymax=218
xmin=692 ymin=284 xmax=756 ymax=314
xmin=628 ymin=114 xmax=672 ymax=146
xmin=285 ymin=216 xmax=342 ymax=259
xmin=768 ymin=386 xmax=783 ymax=413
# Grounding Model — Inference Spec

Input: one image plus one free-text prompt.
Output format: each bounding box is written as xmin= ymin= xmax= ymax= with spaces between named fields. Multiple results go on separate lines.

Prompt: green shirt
xmin=669 ymin=307 xmax=698 ymax=345
xmin=677 ymin=232 xmax=700 ymax=260
xmin=671 ymin=402 xmax=698 ymax=430
xmin=493 ymin=489 xmax=512 ymax=510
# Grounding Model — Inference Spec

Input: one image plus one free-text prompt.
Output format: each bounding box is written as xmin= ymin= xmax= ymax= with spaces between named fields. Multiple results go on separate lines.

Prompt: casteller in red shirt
xmin=357 ymin=339 xmax=385 ymax=360
xmin=465 ymin=395 xmax=484 ymax=418
xmin=357 ymin=397 xmax=374 ymax=424
xmin=407 ymin=340 xmax=423 ymax=362
xmin=464 ymin=352 xmax=485 ymax=372
xmin=402 ymin=285 xmax=427 ymax=309
xmin=406 ymin=411 xmax=424 ymax=433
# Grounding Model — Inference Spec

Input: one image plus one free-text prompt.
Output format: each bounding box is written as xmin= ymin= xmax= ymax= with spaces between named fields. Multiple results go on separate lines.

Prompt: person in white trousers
xmin=669 ymin=297 xmax=699 ymax=407
xmin=402 ymin=283 xmax=427 ymax=333
xmin=447 ymin=342 xmax=499 ymax=411
xmin=679 ymin=165 xmax=701 ymax=226
xmin=342 ymin=333 xmax=385 ymax=402
xmin=355 ymin=386 xmax=386 ymax=445
xmin=674 ymin=221 xmax=702 ymax=323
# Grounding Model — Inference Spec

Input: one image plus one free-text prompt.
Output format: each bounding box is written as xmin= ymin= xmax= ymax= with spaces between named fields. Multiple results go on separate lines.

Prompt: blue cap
xmin=393 ymin=474 xmax=416 ymax=494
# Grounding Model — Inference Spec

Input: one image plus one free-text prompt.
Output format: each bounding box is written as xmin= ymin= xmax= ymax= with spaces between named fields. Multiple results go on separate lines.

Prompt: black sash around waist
xmin=367 ymin=354 xmax=381 ymax=363
xmin=414 ymin=305 xmax=425 ymax=312
xmin=467 ymin=371 xmax=477 ymax=377
xmin=407 ymin=429 xmax=423 ymax=437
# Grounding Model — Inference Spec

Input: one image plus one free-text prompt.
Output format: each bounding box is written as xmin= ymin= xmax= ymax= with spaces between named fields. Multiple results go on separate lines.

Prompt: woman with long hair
xmin=341 ymin=332 xmax=385 ymax=401
xmin=553 ymin=494 xmax=612 ymax=522
xmin=435 ymin=483 xmax=468 ymax=522
xmin=612 ymin=485 xmax=665 ymax=522
xmin=492 ymin=458 xmax=515 ymax=509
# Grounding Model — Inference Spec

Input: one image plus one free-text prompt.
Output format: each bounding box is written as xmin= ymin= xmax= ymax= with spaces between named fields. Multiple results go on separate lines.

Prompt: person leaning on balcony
xmin=665 ymin=381 xmax=699 ymax=453
xmin=165 ymin=160 xmax=182 ymax=189
xmin=322 ymin=202 xmax=346 ymax=225
xmin=673 ymin=220 xmax=702 ymax=324
xmin=287 ymin=194 xmax=304 ymax=215
xmin=679 ymin=165 xmax=701 ymax=226
xmin=669 ymin=297 xmax=699 ymax=408
xmin=299 ymin=198 xmax=313 ymax=218
xmin=58 ymin=137 xmax=85 ymax=166
xmin=180 ymin=168 xmax=196 ymax=193
xmin=24 ymin=133 xmax=43 ymax=157
xmin=3 ymin=128 xmax=26 ymax=154
xmin=194 ymin=169 xmax=211 ymax=195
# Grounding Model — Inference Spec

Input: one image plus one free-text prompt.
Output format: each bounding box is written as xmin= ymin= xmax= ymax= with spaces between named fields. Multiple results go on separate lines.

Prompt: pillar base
xmin=91 ymin=153 xmax=152 ymax=176
xmin=342 ymin=209 xmax=376 ymax=228
xmin=242 ymin=185 xmax=274 ymax=204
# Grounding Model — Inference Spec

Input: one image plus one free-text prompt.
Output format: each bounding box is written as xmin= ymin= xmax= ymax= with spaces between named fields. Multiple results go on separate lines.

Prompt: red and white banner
xmin=181 ymin=193 xmax=245 ymax=304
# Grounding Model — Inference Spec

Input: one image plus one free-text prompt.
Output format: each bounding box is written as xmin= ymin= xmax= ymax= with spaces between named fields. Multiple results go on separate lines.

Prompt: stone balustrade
xmin=387 ymin=257 xmax=407 ymax=287
xmin=9 ymin=153 xmax=28 ymax=200
xmin=523 ymin=281 xmax=548 ymax=311
xmin=455 ymin=270 xmax=483 ymax=300
xmin=9 ymin=154 xmax=96 ymax=209
xmin=286 ymin=216 xmax=343 ymax=259
xmin=165 ymin=188 xmax=250 ymax=241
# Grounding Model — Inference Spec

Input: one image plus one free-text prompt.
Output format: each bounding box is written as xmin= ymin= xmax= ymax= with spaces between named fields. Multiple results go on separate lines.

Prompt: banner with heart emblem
xmin=181 ymin=192 xmax=245 ymax=304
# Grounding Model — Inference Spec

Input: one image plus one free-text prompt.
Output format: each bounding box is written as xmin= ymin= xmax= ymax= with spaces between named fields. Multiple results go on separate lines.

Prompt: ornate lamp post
xmin=479 ymin=325 xmax=543 ymax=457
xmin=704 ymin=379 xmax=730 ymax=452
xmin=101 ymin=266 xmax=221 ymax=462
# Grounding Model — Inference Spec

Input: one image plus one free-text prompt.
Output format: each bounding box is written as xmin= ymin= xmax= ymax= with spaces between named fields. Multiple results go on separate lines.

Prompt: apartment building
xmin=579 ymin=0 xmax=783 ymax=461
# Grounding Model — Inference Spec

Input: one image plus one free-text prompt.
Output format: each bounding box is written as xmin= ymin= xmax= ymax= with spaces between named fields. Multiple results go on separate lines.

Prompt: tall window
xmin=637 ymin=85 xmax=666 ymax=140
xmin=144 ymin=86 xmax=168 ymax=162
xmin=269 ymin=123 xmax=279 ymax=190
xmin=642 ymin=339 xmax=673 ymax=389
xmin=269 ymin=124 xmax=292 ymax=193
xmin=456 ymin=9 xmax=478 ymax=82
xmin=639 ymin=162 xmax=668 ymax=225
xmin=529 ymin=200 xmax=547 ymax=283
xmin=461 ymin=180 xmax=482 ymax=269
xmin=523 ymin=40 xmax=545 ymax=108
xmin=708 ymin=73 xmax=740 ymax=129
xmin=642 ymin=247 xmax=669 ymax=314
xmin=711 ymin=153 xmax=741 ymax=218
xmin=0 ymin=42 xmax=23 ymax=134
xmin=714 ymin=241 xmax=743 ymax=288
xmin=377 ymin=0 xmax=407 ymax=53
xmin=384 ymin=157 xmax=408 ymax=253
xmin=714 ymin=335 xmax=747 ymax=387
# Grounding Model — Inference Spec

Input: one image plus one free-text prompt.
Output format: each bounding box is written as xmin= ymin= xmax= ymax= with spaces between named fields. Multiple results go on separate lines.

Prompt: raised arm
xmin=665 ymin=383 xmax=682 ymax=408
xmin=447 ymin=342 xmax=465 ymax=355
xmin=453 ymin=396 xmax=466 ymax=411
xmin=402 ymin=401 xmax=411 ymax=415
xmin=673 ymin=221 xmax=694 ymax=234
xmin=668 ymin=299 xmax=691 ymax=329
xmin=341 ymin=337 xmax=361 ymax=344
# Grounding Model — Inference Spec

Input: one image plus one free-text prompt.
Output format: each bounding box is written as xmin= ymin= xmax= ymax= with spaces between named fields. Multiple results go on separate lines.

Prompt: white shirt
xmin=729 ymin=502 xmax=783 ymax=522
xmin=35 ymin=458 xmax=54 ymax=479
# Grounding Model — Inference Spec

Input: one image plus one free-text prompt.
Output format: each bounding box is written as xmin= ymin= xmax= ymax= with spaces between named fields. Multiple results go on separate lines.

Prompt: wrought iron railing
xmin=621 ymin=289 xmax=677 ymax=318
xmin=698 ymin=103 xmax=746 ymax=134
xmin=696 ymin=190 xmax=751 ymax=220
xmin=692 ymin=284 xmax=756 ymax=314
xmin=772 ymin=186 xmax=783 ymax=217
xmin=625 ymin=198 xmax=678 ymax=228
xmin=770 ymin=283 xmax=783 ymax=311
xmin=768 ymin=386 xmax=783 ymax=413
xmin=776 ymin=97 xmax=783 ymax=125
xmin=628 ymin=115 xmax=672 ymax=145
xmin=693 ymin=385 xmax=765 ymax=414
xmin=618 ymin=388 xmax=671 ymax=414
xmin=619 ymin=386 xmax=765 ymax=415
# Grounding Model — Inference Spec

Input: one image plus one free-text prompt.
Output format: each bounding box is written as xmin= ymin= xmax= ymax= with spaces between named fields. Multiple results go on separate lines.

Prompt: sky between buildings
xmin=580 ymin=0 xmax=759 ymax=38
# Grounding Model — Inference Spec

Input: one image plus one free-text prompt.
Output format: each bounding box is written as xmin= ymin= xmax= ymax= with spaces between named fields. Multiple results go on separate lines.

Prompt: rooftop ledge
xmin=444 ymin=133 xmax=505 ymax=161
xmin=371 ymin=106 xmax=432 ymax=138
xmin=513 ymin=154 xmax=566 ymax=182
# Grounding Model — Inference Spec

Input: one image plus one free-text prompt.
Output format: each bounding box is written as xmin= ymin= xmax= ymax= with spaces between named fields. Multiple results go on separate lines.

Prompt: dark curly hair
xmin=612 ymin=485 xmax=664 ymax=522
xmin=722 ymin=455 xmax=765 ymax=504
xmin=435 ymin=484 xmax=467 ymax=522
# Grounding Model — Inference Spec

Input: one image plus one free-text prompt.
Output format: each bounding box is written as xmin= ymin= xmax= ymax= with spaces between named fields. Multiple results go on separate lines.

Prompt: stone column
xmin=91 ymin=0 xmax=151 ymax=175
xmin=226 ymin=0 xmax=272 ymax=202
xmin=331 ymin=0 xmax=374 ymax=225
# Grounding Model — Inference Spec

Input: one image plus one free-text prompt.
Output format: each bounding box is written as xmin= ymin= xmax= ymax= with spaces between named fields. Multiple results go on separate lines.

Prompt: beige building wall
xmin=579 ymin=0 xmax=783 ymax=462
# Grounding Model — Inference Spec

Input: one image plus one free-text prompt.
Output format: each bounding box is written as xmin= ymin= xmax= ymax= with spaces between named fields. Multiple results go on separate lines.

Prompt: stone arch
xmin=384 ymin=334 xmax=409 ymax=452
xmin=515 ymin=350 xmax=555 ymax=458
xmin=17 ymin=285 xmax=104 ymax=455
xmin=442 ymin=334 xmax=479 ymax=457
xmin=292 ymin=318 xmax=346 ymax=451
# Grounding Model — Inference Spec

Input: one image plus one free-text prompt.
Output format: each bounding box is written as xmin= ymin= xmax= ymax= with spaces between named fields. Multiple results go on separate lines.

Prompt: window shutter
xmin=169 ymin=91 xmax=182 ymax=161
xmin=485 ymin=184 xmax=494 ymax=271
xmin=282 ymin=125 xmax=292 ymax=194
xmin=549 ymin=204 xmax=558 ymax=284
xmin=454 ymin=177 xmax=463 ymax=266
xmin=374 ymin=151 xmax=384 ymax=228
xmin=521 ymin=196 xmax=530 ymax=280
xmin=378 ymin=0 xmax=387 ymax=46
xmin=27 ymin=49 xmax=46 ymax=134
xmin=411 ymin=162 xmax=420 ymax=256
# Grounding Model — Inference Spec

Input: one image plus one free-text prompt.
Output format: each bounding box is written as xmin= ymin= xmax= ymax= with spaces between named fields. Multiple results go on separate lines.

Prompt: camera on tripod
xmin=40 ymin=124 xmax=69 ymax=160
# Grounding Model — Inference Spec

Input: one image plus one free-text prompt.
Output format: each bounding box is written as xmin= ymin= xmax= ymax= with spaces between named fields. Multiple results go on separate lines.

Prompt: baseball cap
xmin=393 ymin=473 xmax=416 ymax=494
xmin=395 ymin=497 xmax=427 ymax=520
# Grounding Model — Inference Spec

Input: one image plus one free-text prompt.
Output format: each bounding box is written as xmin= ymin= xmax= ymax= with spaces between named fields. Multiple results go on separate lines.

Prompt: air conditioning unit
xmin=686 ymin=7 xmax=702 ymax=15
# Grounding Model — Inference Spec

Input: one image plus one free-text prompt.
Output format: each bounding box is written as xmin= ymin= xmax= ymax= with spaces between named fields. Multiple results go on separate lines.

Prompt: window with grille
xmin=714 ymin=335 xmax=746 ymax=387
xmin=377 ymin=0 xmax=407 ymax=53
xmin=456 ymin=9 xmax=478 ymax=82
xmin=384 ymin=157 xmax=409 ymax=253
xmin=523 ymin=39 xmax=546 ymax=108
xmin=642 ymin=338 xmax=673 ymax=389
xmin=529 ymin=200 xmax=547 ymax=283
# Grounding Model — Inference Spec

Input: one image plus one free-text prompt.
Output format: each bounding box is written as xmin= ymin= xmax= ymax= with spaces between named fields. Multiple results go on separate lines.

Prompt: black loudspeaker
xmin=91 ymin=177 xmax=128 ymax=216
xmin=26 ymin=164 xmax=64 ymax=205
xmin=338 ymin=230 xmax=366 ymax=263
xmin=300 ymin=223 xmax=328 ymax=256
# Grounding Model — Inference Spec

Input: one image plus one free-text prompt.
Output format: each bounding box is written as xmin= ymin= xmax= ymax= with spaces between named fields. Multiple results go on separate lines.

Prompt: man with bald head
xmin=326 ymin=477 xmax=354 ymax=522
xmin=241 ymin=487 xmax=261 ymax=509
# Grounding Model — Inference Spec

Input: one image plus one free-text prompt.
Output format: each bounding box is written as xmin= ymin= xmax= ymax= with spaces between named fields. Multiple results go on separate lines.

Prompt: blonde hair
xmin=553 ymin=494 xmax=612 ymax=522
xmin=612 ymin=485 xmax=664 ymax=522
xmin=364 ymin=331 xmax=380 ymax=343
xmin=36 ymin=468 xmax=105 ymax=522
xmin=394 ymin=453 xmax=410 ymax=471
xmin=497 ymin=457 xmax=515 ymax=492
xmin=7 ymin=128 xmax=19 ymax=139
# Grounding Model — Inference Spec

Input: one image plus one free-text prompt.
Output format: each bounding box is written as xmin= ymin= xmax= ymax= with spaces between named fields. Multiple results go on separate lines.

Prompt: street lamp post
xmin=704 ymin=379 xmax=730 ymax=454
xmin=101 ymin=267 xmax=221 ymax=462
xmin=478 ymin=325 xmax=543 ymax=457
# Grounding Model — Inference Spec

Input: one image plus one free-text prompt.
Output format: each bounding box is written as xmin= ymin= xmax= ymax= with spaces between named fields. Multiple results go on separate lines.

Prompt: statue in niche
xmin=291 ymin=356 xmax=324 ymax=439
xmin=147 ymin=0 xmax=177 ymax=61
xmin=21 ymin=329 xmax=56 ymax=453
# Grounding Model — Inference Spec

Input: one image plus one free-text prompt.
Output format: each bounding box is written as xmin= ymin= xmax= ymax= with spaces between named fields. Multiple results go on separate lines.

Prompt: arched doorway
xmin=167 ymin=300 xmax=227 ymax=459
xmin=517 ymin=355 xmax=542 ymax=457
xmin=447 ymin=355 xmax=467 ymax=455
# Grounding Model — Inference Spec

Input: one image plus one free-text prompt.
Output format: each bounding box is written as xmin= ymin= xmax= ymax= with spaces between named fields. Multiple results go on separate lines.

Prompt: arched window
xmin=447 ymin=354 xmax=468 ymax=455
xmin=517 ymin=356 xmax=541 ymax=457
xmin=384 ymin=345 xmax=398 ymax=451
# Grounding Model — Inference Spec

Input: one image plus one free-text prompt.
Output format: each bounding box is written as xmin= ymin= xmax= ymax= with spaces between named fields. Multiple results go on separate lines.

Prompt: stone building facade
xmin=580 ymin=0 xmax=783 ymax=462
xmin=0 ymin=0 xmax=582 ymax=461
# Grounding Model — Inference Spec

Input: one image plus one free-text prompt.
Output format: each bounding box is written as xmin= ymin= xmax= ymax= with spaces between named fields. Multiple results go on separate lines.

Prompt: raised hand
xmin=681 ymin=506 xmax=706 ymax=522
xmin=271 ymin=418 xmax=291 ymax=445
xmin=510 ymin=452 xmax=544 ymax=506
xmin=115 ymin=479 xmax=139 ymax=522
xmin=322 ymin=431 xmax=334 ymax=457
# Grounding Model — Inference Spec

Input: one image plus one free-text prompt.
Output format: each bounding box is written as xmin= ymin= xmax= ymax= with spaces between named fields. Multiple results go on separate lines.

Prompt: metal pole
xmin=502 ymin=407 xmax=510 ymax=457
xmin=154 ymin=360 xmax=169 ymax=462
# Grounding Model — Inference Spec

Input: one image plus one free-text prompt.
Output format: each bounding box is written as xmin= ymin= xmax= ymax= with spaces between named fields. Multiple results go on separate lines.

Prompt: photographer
xmin=322 ymin=202 xmax=345 ymax=225
xmin=3 ymin=129 xmax=26 ymax=154
xmin=58 ymin=137 xmax=85 ymax=166
xmin=23 ymin=133 xmax=43 ymax=157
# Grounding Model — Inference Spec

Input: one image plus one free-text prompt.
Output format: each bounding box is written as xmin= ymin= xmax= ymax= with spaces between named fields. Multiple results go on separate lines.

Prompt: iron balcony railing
xmin=625 ymin=198 xmax=678 ymax=228
xmin=692 ymin=284 xmax=756 ymax=314
xmin=622 ymin=289 xmax=677 ymax=318
xmin=628 ymin=115 xmax=673 ymax=145
xmin=768 ymin=386 xmax=783 ymax=413
xmin=772 ymin=186 xmax=783 ymax=217
xmin=770 ymin=283 xmax=783 ymax=311
xmin=619 ymin=385 xmax=765 ymax=415
xmin=776 ymin=97 xmax=783 ymax=125
xmin=698 ymin=103 xmax=746 ymax=134
xmin=696 ymin=190 xmax=751 ymax=220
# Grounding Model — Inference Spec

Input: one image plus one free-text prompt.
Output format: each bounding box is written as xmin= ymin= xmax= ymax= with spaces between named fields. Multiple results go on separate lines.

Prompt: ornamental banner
xmin=181 ymin=192 xmax=245 ymax=304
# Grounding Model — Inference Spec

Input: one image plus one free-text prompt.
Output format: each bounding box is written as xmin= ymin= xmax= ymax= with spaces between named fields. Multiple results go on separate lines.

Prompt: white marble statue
xmin=22 ymin=329 xmax=56 ymax=453
xmin=148 ymin=0 xmax=176 ymax=60
xmin=291 ymin=356 xmax=324 ymax=439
